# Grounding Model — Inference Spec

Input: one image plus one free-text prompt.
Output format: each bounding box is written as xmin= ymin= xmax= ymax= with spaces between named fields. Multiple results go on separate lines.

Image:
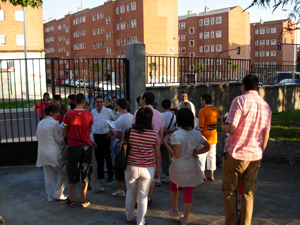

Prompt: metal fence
xmin=0 ymin=57 xmax=129 ymax=144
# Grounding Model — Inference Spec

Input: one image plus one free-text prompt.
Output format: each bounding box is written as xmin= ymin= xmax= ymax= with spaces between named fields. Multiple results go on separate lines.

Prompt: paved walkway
xmin=0 ymin=163 xmax=299 ymax=225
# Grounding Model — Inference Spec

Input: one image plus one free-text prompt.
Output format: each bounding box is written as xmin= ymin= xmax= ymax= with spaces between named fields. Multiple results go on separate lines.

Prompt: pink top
xmin=127 ymin=129 xmax=160 ymax=167
xmin=224 ymin=90 xmax=272 ymax=161
xmin=34 ymin=101 xmax=53 ymax=119
xmin=132 ymin=105 xmax=164 ymax=142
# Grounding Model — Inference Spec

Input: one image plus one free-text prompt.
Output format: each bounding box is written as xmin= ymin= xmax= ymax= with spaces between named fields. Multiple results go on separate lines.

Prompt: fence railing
xmin=0 ymin=57 xmax=129 ymax=143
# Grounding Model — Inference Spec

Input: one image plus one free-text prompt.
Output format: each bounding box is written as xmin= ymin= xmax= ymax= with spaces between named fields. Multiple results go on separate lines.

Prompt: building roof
xmin=251 ymin=19 xmax=290 ymax=25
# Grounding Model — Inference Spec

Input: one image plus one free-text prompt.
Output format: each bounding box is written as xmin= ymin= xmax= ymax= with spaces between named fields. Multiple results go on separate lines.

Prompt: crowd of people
xmin=33 ymin=75 xmax=271 ymax=225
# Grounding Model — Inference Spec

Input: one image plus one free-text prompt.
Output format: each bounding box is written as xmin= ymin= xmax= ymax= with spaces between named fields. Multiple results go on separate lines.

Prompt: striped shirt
xmin=224 ymin=90 xmax=272 ymax=161
xmin=127 ymin=129 xmax=160 ymax=167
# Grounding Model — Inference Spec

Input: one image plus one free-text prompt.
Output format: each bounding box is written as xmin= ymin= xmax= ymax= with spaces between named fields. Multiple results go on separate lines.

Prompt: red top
xmin=34 ymin=101 xmax=53 ymax=119
xmin=63 ymin=109 xmax=93 ymax=146
xmin=56 ymin=114 xmax=63 ymax=124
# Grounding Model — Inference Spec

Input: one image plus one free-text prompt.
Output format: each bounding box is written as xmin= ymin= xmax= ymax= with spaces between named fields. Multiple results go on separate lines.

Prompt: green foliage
xmin=149 ymin=63 xmax=156 ymax=71
xmin=1 ymin=0 xmax=43 ymax=8
xmin=90 ymin=62 xmax=102 ymax=71
xmin=195 ymin=63 xmax=206 ymax=72
xmin=232 ymin=64 xmax=240 ymax=72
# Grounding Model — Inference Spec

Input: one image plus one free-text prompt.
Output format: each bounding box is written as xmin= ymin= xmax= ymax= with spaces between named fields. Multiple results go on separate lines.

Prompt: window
xmin=131 ymin=19 xmax=137 ymax=28
xmin=189 ymin=27 xmax=194 ymax=34
xmin=216 ymin=16 xmax=222 ymax=24
xmin=107 ymin=47 xmax=111 ymax=54
xmin=97 ymin=28 xmax=100 ymax=35
xmin=211 ymin=45 xmax=214 ymax=52
xmin=116 ymin=7 xmax=119 ymax=15
xmin=255 ymin=29 xmax=258 ymax=35
xmin=58 ymin=25 xmax=62 ymax=30
xmin=82 ymin=16 xmax=86 ymax=23
xmin=127 ymin=21 xmax=130 ymax=29
xmin=132 ymin=36 xmax=137 ymax=42
xmin=271 ymin=28 xmax=276 ymax=33
xmin=204 ymin=32 xmax=209 ymax=39
xmin=66 ymin=39 xmax=69 ymax=45
xmin=97 ymin=13 xmax=100 ymax=20
xmin=204 ymin=45 xmax=209 ymax=52
xmin=266 ymin=40 xmax=269 ymax=45
xmin=199 ymin=19 xmax=203 ymax=26
xmin=101 ymin=27 xmax=105 ymax=34
xmin=100 ymin=12 xmax=104 ymax=19
xmin=189 ymin=40 xmax=194 ymax=47
xmin=121 ymin=22 xmax=126 ymax=30
xmin=260 ymin=29 xmax=265 ymax=34
xmin=211 ymin=17 xmax=214 ymax=25
xmin=216 ymin=58 xmax=222 ymax=65
xmin=260 ymin=40 xmax=265 ymax=45
xmin=181 ymin=35 xmax=186 ymax=41
xmin=266 ymin=28 xmax=269 ymax=34
xmin=127 ymin=4 xmax=130 ymax=12
xmin=93 ymin=29 xmax=97 ymax=36
xmin=101 ymin=42 xmax=105 ymax=48
xmin=178 ymin=23 xmax=180 ymax=29
xmin=211 ymin=31 xmax=214 ymax=38
xmin=92 ymin=15 xmax=96 ymax=21
xmin=190 ymin=64 xmax=195 ymax=71
xmin=270 ymin=62 xmax=276 ymax=67
xmin=271 ymin=39 xmax=276 ymax=45
xmin=216 ymin=44 xmax=222 ymax=52
xmin=120 ymin=5 xmax=125 ymax=13
xmin=181 ymin=22 xmax=186 ymax=29
xmin=199 ymin=46 xmax=203 ymax=52
xmin=199 ymin=33 xmax=203 ymax=39
xmin=0 ymin=35 xmax=6 ymax=46
xmin=216 ymin=30 xmax=221 ymax=38
xmin=255 ymin=62 xmax=258 ymax=67
xmin=178 ymin=35 xmax=180 ymax=41
xmin=259 ymin=62 xmax=265 ymax=67
xmin=259 ymin=51 xmax=265 ymax=57
xmin=116 ymin=23 xmax=120 ymax=30
xmin=131 ymin=2 xmax=136 ymax=10
xmin=116 ymin=39 xmax=120 ymax=46
xmin=0 ymin=10 xmax=4 ymax=21
xmin=127 ymin=37 xmax=130 ymax=43
xmin=106 ymin=17 xmax=111 ymax=24
xmin=255 ymin=51 xmax=258 ymax=57
xmin=16 ymin=35 xmax=24 ymax=46
xmin=121 ymin=38 xmax=126 ymax=45
xmin=181 ymin=47 xmax=186 ymax=53
xmin=182 ymin=59 xmax=185 ymax=65
xmin=15 ymin=10 xmax=24 ymax=21
xmin=106 ymin=33 xmax=111 ymax=40
xmin=266 ymin=51 xmax=269 ymax=56
xmin=66 ymin=27 xmax=69 ymax=33
xmin=271 ymin=51 xmax=276 ymax=56
xmin=66 ymin=51 xmax=70 ymax=56
xmin=255 ymin=40 xmax=258 ymax=46
xmin=83 ymin=42 xmax=86 ymax=49
xmin=204 ymin=18 xmax=209 ymax=25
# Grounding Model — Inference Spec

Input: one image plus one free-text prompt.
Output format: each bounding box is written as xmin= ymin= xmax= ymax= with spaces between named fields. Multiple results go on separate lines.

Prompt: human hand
xmin=92 ymin=141 xmax=98 ymax=149
xmin=154 ymin=171 xmax=160 ymax=179
xmin=105 ymin=132 xmax=112 ymax=139
xmin=117 ymin=141 xmax=123 ymax=147
xmin=163 ymin=136 xmax=170 ymax=144
xmin=193 ymin=149 xmax=199 ymax=158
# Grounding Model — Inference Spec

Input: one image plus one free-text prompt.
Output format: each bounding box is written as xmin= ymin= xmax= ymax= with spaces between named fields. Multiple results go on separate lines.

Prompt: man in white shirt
xmin=177 ymin=91 xmax=196 ymax=116
xmin=92 ymin=95 xmax=118 ymax=182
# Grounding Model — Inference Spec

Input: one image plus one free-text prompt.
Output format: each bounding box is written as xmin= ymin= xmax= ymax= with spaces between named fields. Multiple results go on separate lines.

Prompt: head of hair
xmin=180 ymin=91 xmax=187 ymax=96
xmin=70 ymin=101 xmax=76 ymax=110
xmin=176 ymin=108 xmax=194 ymax=130
xmin=43 ymin=92 xmax=50 ymax=100
xmin=104 ymin=97 xmax=113 ymax=109
xmin=54 ymin=95 xmax=61 ymax=102
xmin=201 ymin=94 xmax=212 ymax=104
xmin=242 ymin=75 xmax=259 ymax=91
xmin=75 ymin=93 xmax=85 ymax=104
xmin=60 ymin=104 xmax=69 ymax=116
xmin=68 ymin=94 xmax=75 ymax=101
xmin=95 ymin=95 xmax=104 ymax=101
xmin=141 ymin=91 xmax=155 ymax=105
xmin=161 ymin=99 xmax=171 ymax=109
xmin=170 ymin=108 xmax=178 ymax=115
xmin=132 ymin=107 xmax=153 ymax=132
xmin=180 ymin=101 xmax=195 ymax=116
xmin=152 ymin=101 xmax=158 ymax=109
xmin=126 ymin=101 xmax=132 ymax=112
xmin=117 ymin=98 xmax=127 ymax=109
xmin=44 ymin=104 xmax=59 ymax=116
xmin=136 ymin=96 xmax=141 ymax=102
xmin=112 ymin=96 xmax=118 ymax=100
xmin=84 ymin=102 xmax=91 ymax=111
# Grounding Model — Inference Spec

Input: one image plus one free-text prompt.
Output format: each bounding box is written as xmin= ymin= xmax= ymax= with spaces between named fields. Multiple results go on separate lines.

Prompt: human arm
xmin=108 ymin=123 xmax=123 ymax=140
xmin=54 ymin=123 xmax=64 ymax=144
xmin=163 ymin=136 xmax=181 ymax=159
xmin=158 ymin=127 xmax=164 ymax=143
xmin=262 ymin=130 xmax=270 ymax=152
xmin=154 ymin=144 xmax=161 ymax=179
xmin=193 ymin=139 xmax=211 ymax=157
xmin=220 ymin=117 xmax=237 ymax=134
xmin=63 ymin=125 xmax=68 ymax=138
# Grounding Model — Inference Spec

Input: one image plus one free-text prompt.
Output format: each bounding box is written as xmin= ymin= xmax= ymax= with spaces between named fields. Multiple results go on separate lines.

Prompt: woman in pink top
xmin=125 ymin=107 xmax=161 ymax=225
xmin=33 ymin=92 xmax=53 ymax=120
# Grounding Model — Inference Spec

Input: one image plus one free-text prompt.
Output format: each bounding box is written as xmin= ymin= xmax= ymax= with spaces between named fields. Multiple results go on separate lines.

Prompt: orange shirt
xmin=198 ymin=105 xmax=219 ymax=144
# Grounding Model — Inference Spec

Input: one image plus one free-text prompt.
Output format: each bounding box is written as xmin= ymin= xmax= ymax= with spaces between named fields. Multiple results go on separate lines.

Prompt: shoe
xmin=0 ymin=215 xmax=5 ymax=225
xmin=107 ymin=177 xmax=114 ymax=182
xmin=79 ymin=199 xmax=91 ymax=208
xmin=112 ymin=189 xmax=125 ymax=197
xmin=169 ymin=207 xmax=179 ymax=216
xmin=148 ymin=199 xmax=152 ymax=206
xmin=66 ymin=200 xmax=76 ymax=208
xmin=207 ymin=176 xmax=215 ymax=182
xmin=162 ymin=177 xmax=170 ymax=184
xmin=155 ymin=177 xmax=161 ymax=186
xmin=180 ymin=215 xmax=188 ymax=225
xmin=92 ymin=187 xmax=105 ymax=194
xmin=203 ymin=176 xmax=208 ymax=181
xmin=56 ymin=195 xmax=68 ymax=201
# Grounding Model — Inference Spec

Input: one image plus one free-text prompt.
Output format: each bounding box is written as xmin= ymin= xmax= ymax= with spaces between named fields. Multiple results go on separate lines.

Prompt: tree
xmin=1 ymin=0 xmax=42 ymax=8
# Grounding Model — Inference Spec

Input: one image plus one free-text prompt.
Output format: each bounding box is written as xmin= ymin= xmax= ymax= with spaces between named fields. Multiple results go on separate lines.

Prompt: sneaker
xmin=155 ymin=177 xmax=161 ymax=186
xmin=169 ymin=207 xmax=179 ymax=216
xmin=162 ymin=177 xmax=170 ymax=184
xmin=92 ymin=187 xmax=105 ymax=194
xmin=66 ymin=200 xmax=76 ymax=208
xmin=180 ymin=215 xmax=188 ymax=225
xmin=112 ymin=189 xmax=125 ymax=197
xmin=79 ymin=200 xmax=91 ymax=208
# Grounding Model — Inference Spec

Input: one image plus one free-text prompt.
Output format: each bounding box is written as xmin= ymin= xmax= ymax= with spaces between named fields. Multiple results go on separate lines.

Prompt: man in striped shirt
xmin=221 ymin=75 xmax=272 ymax=225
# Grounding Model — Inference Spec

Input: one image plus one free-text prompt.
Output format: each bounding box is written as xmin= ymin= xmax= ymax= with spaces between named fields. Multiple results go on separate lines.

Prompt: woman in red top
xmin=125 ymin=107 xmax=161 ymax=225
xmin=33 ymin=92 xmax=53 ymax=120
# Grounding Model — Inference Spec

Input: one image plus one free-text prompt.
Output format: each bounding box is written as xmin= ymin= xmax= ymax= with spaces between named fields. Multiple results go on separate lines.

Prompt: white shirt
xmin=161 ymin=111 xmax=176 ymax=136
xmin=92 ymin=107 xmax=118 ymax=134
xmin=177 ymin=100 xmax=196 ymax=116
xmin=115 ymin=113 xmax=133 ymax=138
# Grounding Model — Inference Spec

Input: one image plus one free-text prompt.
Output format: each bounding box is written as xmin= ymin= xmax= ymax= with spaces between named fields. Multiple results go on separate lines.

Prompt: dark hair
xmin=43 ymin=92 xmax=50 ymax=100
xmin=68 ymin=94 xmax=75 ymax=101
xmin=242 ymin=75 xmax=259 ymax=91
xmin=70 ymin=101 xmax=76 ymax=110
xmin=201 ymin=94 xmax=212 ymax=104
xmin=180 ymin=91 xmax=187 ymax=96
xmin=136 ymin=96 xmax=141 ymax=102
xmin=95 ymin=95 xmax=104 ymax=101
xmin=142 ymin=91 xmax=155 ymax=105
xmin=60 ymin=104 xmax=69 ymax=117
xmin=132 ymin=107 xmax=153 ymax=132
xmin=117 ymin=98 xmax=127 ymax=109
xmin=176 ymin=108 xmax=194 ymax=130
xmin=152 ymin=101 xmax=158 ymax=109
xmin=75 ymin=93 xmax=85 ymax=104
xmin=112 ymin=96 xmax=118 ymax=100
xmin=126 ymin=101 xmax=132 ymax=112
xmin=44 ymin=104 xmax=59 ymax=116
xmin=54 ymin=95 xmax=61 ymax=103
xmin=170 ymin=108 xmax=178 ymax=115
xmin=161 ymin=99 xmax=171 ymax=109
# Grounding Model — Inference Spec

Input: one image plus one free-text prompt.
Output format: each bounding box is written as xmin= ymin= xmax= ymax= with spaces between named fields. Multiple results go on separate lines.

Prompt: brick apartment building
xmin=250 ymin=19 xmax=297 ymax=67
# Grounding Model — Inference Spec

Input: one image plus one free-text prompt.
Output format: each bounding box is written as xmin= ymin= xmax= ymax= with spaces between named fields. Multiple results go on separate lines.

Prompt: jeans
xmin=125 ymin=165 xmax=154 ymax=225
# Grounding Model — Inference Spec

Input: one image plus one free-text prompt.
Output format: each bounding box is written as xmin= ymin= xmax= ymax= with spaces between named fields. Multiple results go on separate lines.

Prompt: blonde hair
xmin=180 ymin=102 xmax=195 ymax=116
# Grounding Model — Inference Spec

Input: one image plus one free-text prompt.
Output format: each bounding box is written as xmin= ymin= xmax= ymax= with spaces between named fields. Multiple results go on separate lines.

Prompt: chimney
xmin=204 ymin=6 xmax=209 ymax=12
xmin=49 ymin=17 xmax=53 ymax=21
xmin=68 ymin=11 xmax=73 ymax=15
xmin=260 ymin=19 xmax=264 ymax=24
xmin=78 ymin=7 xmax=83 ymax=12
xmin=188 ymin=10 xmax=192 ymax=15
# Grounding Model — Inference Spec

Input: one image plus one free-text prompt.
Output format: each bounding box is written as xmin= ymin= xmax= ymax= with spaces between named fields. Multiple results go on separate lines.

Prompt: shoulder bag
xmin=115 ymin=128 xmax=131 ymax=171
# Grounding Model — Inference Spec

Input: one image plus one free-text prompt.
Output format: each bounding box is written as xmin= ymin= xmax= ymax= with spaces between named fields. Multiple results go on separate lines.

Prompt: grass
xmin=217 ymin=110 xmax=300 ymax=143
xmin=0 ymin=98 xmax=69 ymax=110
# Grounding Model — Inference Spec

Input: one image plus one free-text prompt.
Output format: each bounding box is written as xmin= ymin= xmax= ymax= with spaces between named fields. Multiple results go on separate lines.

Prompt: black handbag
xmin=115 ymin=128 xmax=131 ymax=171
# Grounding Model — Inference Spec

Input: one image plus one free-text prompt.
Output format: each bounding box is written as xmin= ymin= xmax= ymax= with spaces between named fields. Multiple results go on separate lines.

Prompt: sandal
xmin=207 ymin=177 xmax=215 ymax=182
xmin=66 ymin=200 xmax=76 ymax=208
xmin=203 ymin=177 xmax=208 ymax=181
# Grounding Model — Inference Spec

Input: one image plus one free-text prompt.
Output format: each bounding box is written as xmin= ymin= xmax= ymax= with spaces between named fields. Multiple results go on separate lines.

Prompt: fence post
xmin=125 ymin=42 xmax=146 ymax=113
xmin=50 ymin=58 xmax=55 ymax=96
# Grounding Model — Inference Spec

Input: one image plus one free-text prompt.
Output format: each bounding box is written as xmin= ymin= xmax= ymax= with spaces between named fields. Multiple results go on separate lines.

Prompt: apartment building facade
xmin=250 ymin=19 xmax=296 ymax=67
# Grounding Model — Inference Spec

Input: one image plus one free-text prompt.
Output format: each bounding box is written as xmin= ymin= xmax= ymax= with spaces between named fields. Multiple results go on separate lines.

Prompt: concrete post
xmin=125 ymin=41 xmax=146 ymax=113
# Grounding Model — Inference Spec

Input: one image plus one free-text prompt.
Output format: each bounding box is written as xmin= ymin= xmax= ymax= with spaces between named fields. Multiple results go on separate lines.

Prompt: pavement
xmin=0 ymin=163 xmax=299 ymax=225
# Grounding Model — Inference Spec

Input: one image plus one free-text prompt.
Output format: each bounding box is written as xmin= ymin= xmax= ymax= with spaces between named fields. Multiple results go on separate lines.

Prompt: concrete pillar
xmin=125 ymin=41 xmax=146 ymax=113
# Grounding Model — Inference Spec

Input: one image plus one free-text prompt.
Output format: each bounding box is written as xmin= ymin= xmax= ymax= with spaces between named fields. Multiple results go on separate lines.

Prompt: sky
xmin=42 ymin=0 xmax=296 ymax=23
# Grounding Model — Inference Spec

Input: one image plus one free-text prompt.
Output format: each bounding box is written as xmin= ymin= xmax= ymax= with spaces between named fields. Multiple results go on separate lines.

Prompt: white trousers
xmin=198 ymin=144 xmax=217 ymax=171
xmin=125 ymin=165 xmax=154 ymax=225
xmin=43 ymin=165 xmax=68 ymax=201
xmin=90 ymin=149 xmax=102 ymax=191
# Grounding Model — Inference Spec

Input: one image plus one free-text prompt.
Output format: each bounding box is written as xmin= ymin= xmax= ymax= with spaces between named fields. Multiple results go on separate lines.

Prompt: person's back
xmin=199 ymin=106 xmax=219 ymax=144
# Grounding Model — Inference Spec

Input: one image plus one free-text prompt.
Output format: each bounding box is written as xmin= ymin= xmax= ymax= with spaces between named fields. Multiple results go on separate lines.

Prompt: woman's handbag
xmin=115 ymin=128 xmax=131 ymax=171
xmin=57 ymin=141 xmax=68 ymax=173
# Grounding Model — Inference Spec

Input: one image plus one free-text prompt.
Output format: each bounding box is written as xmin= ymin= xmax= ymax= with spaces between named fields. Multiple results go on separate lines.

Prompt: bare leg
xmin=170 ymin=191 xmax=179 ymax=208
xmin=118 ymin=180 xmax=124 ymax=191
xmin=183 ymin=203 xmax=192 ymax=219
xmin=69 ymin=183 xmax=75 ymax=202
xmin=202 ymin=171 xmax=207 ymax=180
xmin=80 ymin=183 xmax=88 ymax=202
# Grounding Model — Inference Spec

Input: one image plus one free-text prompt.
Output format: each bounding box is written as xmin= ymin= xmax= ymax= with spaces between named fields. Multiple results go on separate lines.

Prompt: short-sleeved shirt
xmin=127 ymin=129 xmax=160 ymax=167
xmin=198 ymin=105 xmax=219 ymax=144
xmin=64 ymin=109 xmax=93 ymax=146
xmin=34 ymin=101 xmax=53 ymax=119
xmin=115 ymin=113 xmax=133 ymax=138
xmin=224 ymin=90 xmax=272 ymax=161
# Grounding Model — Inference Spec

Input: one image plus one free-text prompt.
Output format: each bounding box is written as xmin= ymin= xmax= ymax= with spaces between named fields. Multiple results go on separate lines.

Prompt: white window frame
xmin=181 ymin=47 xmax=186 ymax=54
xmin=211 ymin=45 xmax=214 ymax=52
xmin=211 ymin=17 xmax=214 ymax=25
xmin=106 ymin=17 xmax=111 ymax=24
xmin=93 ymin=29 xmax=97 ymax=36
xmin=101 ymin=42 xmax=105 ymax=48
xmin=106 ymin=32 xmax=111 ymax=40
xmin=266 ymin=40 xmax=269 ymax=45
xmin=199 ymin=46 xmax=203 ymax=52
xmin=204 ymin=32 xmax=209 ymax=39
xmin=120 ymin=5 xmax=125 ymax=13
xmin=132 ymin=36 xmax=137 ymax=42
xmin=271 ymin=51 xmax=276 ymax=56
xmin=204 ymin=18 xmax=209 ymax=25
xmin=181 ymin=35 xmax=186 ymax=41
xmin=255 ymin=51 xmax=258 ymax=57
xmin=211 ymin=31 xmax=214 ymax=38
xmin=199 ymin=19 xmax=203 ymax=26
xmin=216 ymin=16 xmax=222 ymax=24
xmin=266 ymin=51 xmax=269 ymax=56
xmin=121 ymin=22 xmax=126 ymax=30
xmin=107 ymin=47 xmax=111 ymax=54
xmin=97 ymin=28 xmax=100 ymax=35
xmin=260 ymin=40 xmax=265 ymax=45
xmin=101 ymin=27 xmax=105 ymax=34
xmin=66 ymin=39 xmax=69 ymax=45
xmin=266 ymin=28 xmax=270 ymax=34
xmin=260 ymin=29 xmax=265 ymax=34
xmin=199 ymin=33 xmax=203 ymax=39
xmin=116 ymin=7 xmax=119 ymax=15
xmin=255 ymin=40 xmax=258 ymax=46
xmin=271 ymin=28 xmax=276 ymax=33
xmin=131 ymin=19 xmax=137 ymax=28
xmin=0 ymin=34 xmax=6 ymax=46
xmin=116 ymin=23 xmax=120 ymax=30
xmin=116 ymin=39 xmax=120 ymax=46
xmin=189 ymin=40 xmax=194 ymax=47
xmin=216 ymin=44 xmax=222 ymax=52
xmin=131 ymin=2 xmax=136 ymax=10
xmin=255 ymin=29 xmax=258 ymax=35
xmin=127 ymin=21 xmax=130 ymax=29
xmin=100 ymin=12 xmax=104 ymax=19
xmin=66 ymin=27 xmax=69 ymax=33
xmin=216 ymin=30 xmax=221 ymax=38
xmin=204 ymin=45 xmax=209 ymax=52
xmin=92 ymin=15 xmax=96 ymax=21
xmin=271 ymin=39 xmax=276 ymax=45
xmin=0 ymin=10 xmax=4 ymax=21
xmin=16 ymin=35 xmax=24 ymax=46
xmin=121 ymin=38 xmax=126 ymax=46
xmin=126 ymin=4 xmax=130 ymax=12
xmin=189 ymin=27 xmax=194 ymax=34
xmin=181 ymin=22 xmax=186 ymax=29
xmin=259 ymin=51 xmax=265 ymax=57
xmin=15 ymin=10 xmax=24 ymax=21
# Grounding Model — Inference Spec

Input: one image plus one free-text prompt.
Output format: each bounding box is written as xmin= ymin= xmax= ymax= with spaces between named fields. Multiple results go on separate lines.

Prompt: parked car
xmin=64 ymin=79 xmax=71 ymax=86
xmin=75 ymin=79 xmax=90 ymax=88
xmin=55 ymin=77 xmax=64 ymax=85
xmin=94 ymin=81 xmax=120 ymax=91
xmin=70 ymin=79 xmax=76 ymax=87
xmin=276 ymin=79 xmax=297 ymax=86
